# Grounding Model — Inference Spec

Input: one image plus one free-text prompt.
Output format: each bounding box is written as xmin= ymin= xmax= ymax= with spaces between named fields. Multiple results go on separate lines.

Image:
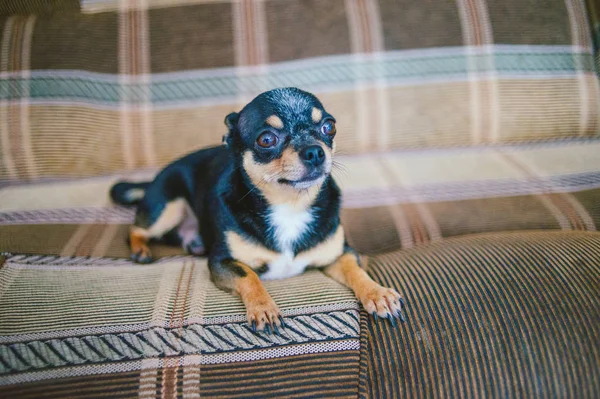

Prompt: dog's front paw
xmin=358 ymin=284 xmax=406 ymax=326
xmin=131 ymin=248 xmax=152 ymax=264
xmin=184 ymin=236 xmax=205 ymax=256
xmin=246 ymin=296 xmax=284 ymax=335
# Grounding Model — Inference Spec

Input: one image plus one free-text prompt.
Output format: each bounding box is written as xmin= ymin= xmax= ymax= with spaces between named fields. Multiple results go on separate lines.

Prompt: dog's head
xmin=224 ymin=88 xmax=336 ymax=195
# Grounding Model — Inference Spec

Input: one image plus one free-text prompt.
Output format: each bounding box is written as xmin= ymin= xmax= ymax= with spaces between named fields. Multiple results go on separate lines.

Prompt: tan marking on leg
xmin=266 ymin=114 xmax=283 ymax=129
xmin=324 ymin=253 xmax=403 ymax=317
xmin=233 ymin=262 xmax=281 ymax=331
xmin=311 ymin=107 xmax=323 ymax=123
xmin=296 ymin=226 xmax=345 ymax=267
xmin=129 ymin=199 xmax=187 ymax=262
xmin=226 ymin=231 xmax=280 ymax=268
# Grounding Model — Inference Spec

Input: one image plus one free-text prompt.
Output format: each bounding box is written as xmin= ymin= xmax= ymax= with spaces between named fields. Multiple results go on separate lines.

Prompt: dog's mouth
xmin=278 ymin=171 xmax=326 ymax=189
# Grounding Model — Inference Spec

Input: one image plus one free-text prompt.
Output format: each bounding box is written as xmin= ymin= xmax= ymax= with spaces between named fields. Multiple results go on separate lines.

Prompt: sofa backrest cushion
xmin=0 ymin=0 xmax=598 ymax=180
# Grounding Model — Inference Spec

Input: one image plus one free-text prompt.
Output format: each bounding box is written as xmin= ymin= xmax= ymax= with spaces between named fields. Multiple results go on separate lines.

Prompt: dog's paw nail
xmin=279 ymin=315 xmax=286 ymax=328
xmin=398 ymin=311 xmax=406 ymax=323
xmin=265 ymin=324 xmax=272 ymax=335
xmin=131 ymin=251 xmax=152 ymax=264
xmin=389 ymin=315 xmax=398 ymax=327
xmin=251 ymin=320 xmax=257 ymax=333
xmin=273 ymin=323 xmax=280 ymax=335
xmin=371 ymin=312 xmax=379 ymax=322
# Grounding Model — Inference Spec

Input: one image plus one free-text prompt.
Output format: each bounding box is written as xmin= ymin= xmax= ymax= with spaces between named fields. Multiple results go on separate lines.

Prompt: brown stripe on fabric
xmin=90 ymin=224 xmax=121 ymax=257
xmin=139 ymin=367 xmax=159 ymax=399
xmin=233 ymin=0 xmax=268 ymax=66
xmin=1 ymin=17 xmax=17 ymax=180
xmin=1 ymin=16 xmax=37 ymax=181
xmin=389 ymin=204 xmax=414 ymax=249
xmin=200 ymin=351 xmax=360 ymax=398
xmin=119 ymin=1 xmax=155 ymax=170
xmin=59 ymin=224 xmax=93 ymax=257
xmin=161 ymin=357 xmax=182 ymax=399
xmin=359 ymin=231 xmax=600 ymax=398
xmin=565 ymin=0 xmax=600 ymax=138
xmin=345 ymin=0 xmax=388 ymax=151
xmin=572 ymin=188 xmax=600 ymax=229
xmin=19 ymin=16 xmax=37 ymax=180
xmin=2 ymin=370 xmax=141 ymax=399
xmin=169 ymin=262 xmax=195 ymax=328
xmin=456 ymin=0 xmax=499 ymax=144
xmin=345 ymin=0 xmax=383 ymax=54
xmin=74 ymin=224 xmax=107 ymax=256
xmin=119 ymin=6 xmax=135 ymax=170
xmin=378 ymin=159 xmax=431 ymax=247
xmin=402 ymin=203 xmax=430 ymax=245
xmin=8 ymin=17 xmax=24 ymax=180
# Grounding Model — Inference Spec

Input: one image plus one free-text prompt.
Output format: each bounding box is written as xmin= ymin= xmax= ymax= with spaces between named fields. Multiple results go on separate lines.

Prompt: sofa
xmin=1 ymin=0 xmax=599 ymax=397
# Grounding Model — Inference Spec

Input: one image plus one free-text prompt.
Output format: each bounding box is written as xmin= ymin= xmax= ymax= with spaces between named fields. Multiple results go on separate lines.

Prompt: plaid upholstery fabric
xmin=2 ymin=140 xmax=600 ymax=256
xmin=2 ymin=1 xmax=600 ymax=398
xmin=2 ymin=232 xmax=599 ymax=397
xmin=0 ymin=0 xmax=599 ymax=181
xmin=0 ymin=254 xmax=361 ymax=398
xmin=0 ymin=1 xmax=80 ymax=17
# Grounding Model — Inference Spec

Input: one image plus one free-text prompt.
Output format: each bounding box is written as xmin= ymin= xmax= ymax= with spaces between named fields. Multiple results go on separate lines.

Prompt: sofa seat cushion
xmin=1 ymin=231 xmax=598 ymax=397
xmin=0 ymin=254 xmax=362 ymax=397
xmin=359 ymin=230 xmax=600 ymax=398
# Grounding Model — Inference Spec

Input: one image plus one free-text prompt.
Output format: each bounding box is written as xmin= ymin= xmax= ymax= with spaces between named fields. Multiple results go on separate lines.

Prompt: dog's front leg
xmin=209 ymin=258 xmax=283 ymax=334
xmin=324 ymin=252 xmax=406 ymax=325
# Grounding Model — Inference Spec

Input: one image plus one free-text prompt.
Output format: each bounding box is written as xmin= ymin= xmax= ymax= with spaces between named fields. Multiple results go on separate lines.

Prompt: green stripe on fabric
xmin=0 ymin=51 xmax=594 ymax=104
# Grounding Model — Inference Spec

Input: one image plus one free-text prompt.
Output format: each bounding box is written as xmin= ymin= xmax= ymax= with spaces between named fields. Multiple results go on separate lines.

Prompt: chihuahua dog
xmin=110 ymin=88 xmax=405 ymax=332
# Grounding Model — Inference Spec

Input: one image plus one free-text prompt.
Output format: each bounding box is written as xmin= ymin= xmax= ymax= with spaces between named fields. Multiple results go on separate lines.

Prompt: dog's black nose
xmin=300 ymin=145 xmax=325 ymax=167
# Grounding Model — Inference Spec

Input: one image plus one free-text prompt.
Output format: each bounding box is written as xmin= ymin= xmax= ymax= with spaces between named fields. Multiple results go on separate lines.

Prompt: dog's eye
xmin=321 ymin=120 xmax=336 ymax=137
xmin=256 ymin=132 xmax=278 ymax=148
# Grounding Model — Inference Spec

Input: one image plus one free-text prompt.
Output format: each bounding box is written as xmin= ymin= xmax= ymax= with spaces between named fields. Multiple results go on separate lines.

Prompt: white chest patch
xmin=261 ymin=205 xmax=313 ymax=280
xmin=269 ymin=204 xmax=313 ymax=251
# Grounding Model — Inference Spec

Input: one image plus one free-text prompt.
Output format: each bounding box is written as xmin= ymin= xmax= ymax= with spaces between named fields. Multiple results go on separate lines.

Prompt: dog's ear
xmin=225 ymin=112 xmax=239 ymax=131
xmin=222 ymin=112 xmax=239 ymax=146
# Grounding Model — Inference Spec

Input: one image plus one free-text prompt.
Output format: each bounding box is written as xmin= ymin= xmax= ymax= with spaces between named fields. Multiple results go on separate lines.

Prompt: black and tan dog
xmin=110 ymin=87 xmax=405 ymax=332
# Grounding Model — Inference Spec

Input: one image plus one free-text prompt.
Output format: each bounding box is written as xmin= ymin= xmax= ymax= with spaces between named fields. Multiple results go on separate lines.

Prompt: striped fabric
xmin=0 ymin=255 xmax=361 ymax=397
xmin=0 ymin=0 xmax=599 ymax=181
xmin=359 ymin=231 xmax=600 ymax=398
